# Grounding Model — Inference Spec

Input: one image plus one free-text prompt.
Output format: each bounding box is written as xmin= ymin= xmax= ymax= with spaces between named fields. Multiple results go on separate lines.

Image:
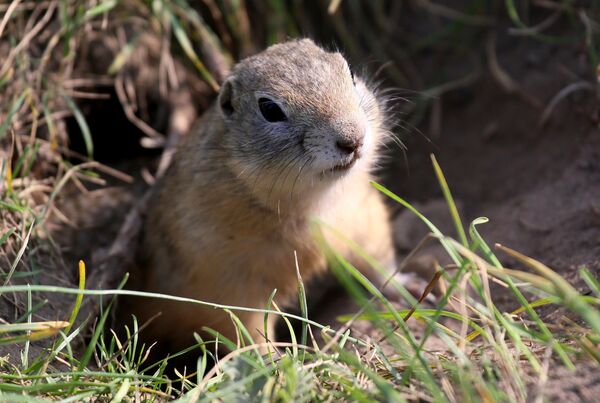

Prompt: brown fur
xmin=128 ymin=39 xmax=396 ymax=351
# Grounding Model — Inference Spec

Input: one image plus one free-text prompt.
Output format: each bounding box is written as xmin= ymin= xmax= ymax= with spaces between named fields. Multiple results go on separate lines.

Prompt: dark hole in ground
xmin=66 ymin=86 xmax=163 ymax=164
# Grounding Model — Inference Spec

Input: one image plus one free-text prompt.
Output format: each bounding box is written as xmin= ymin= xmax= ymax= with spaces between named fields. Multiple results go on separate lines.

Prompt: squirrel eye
xmin=258 ymin=98 xmax=287 ymax=122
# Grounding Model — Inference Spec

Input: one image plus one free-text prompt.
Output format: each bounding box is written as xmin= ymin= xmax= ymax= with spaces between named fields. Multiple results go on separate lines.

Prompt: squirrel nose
xmin=336 ymin=137 xmax=363 ymax=155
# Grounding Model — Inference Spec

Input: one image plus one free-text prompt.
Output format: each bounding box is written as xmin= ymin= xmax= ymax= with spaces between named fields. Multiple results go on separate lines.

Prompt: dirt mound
xmin=386 ymin=59 xmax=599 ymax=294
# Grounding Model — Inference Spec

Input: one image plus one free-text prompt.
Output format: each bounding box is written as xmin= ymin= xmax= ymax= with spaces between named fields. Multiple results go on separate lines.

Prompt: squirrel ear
xmin=218 ymin=76 xmax=235 ymax=116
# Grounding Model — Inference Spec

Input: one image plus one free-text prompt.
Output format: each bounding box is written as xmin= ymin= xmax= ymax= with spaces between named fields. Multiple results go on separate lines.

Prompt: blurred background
xmin=0 ymin=0 xmax=599 ymax=349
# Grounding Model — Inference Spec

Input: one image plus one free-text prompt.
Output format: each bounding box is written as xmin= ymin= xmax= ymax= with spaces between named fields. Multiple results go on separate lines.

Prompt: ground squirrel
xmin=128 ymin=39 xmax=397 ymax=352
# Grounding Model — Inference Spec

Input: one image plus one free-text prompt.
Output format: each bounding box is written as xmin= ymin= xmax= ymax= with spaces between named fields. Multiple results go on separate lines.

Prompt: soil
xmin=386 ymin=53 xmax=600 ymax=296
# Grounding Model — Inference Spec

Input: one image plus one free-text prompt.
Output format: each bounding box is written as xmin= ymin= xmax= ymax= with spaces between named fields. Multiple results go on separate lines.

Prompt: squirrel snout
xmin=335 ymin=137 xmax=363 ymax=155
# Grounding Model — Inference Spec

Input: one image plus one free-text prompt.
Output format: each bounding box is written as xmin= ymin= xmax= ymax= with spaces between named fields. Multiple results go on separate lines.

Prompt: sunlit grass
xmin=0 ymin=154 xmax=598 ymax=401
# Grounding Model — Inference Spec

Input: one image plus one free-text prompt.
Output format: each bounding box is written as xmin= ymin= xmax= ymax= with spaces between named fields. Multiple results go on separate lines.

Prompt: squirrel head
xmin=217 ymin=38 xmax=388 ymax=206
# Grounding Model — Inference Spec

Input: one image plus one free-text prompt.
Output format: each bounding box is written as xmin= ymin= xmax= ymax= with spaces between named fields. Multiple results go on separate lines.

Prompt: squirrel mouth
xmin=331 ymin=154 xmax=359 ymax=172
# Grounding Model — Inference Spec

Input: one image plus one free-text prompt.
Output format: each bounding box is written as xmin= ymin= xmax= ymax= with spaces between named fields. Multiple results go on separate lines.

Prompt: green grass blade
xmin=498 ymin=244 xmax=600 ymax=335
xmin=0 ymin=91 xmax=27 ymax=140
xmin=77 ymin=275 xmax=129 ymax=372
xmin=163 ymin=2 xmax=219 ymax=91
xmin=0 ymin=228 xmax=15 ymax=246
xmin=294 ymin=251 xmax=309 ymax=349
xmin=65 ymin=260 xmax=86 ymax=335
xmin=1 ymin=222 xmax=34 ymax=289
xmin=431 ymin=154 xmax=468 ymax=246
xmin=83 ymin=0 xmax=117 ymax=20
xmin=581 ymin=267 xmax=600 ymax=298
xmin=62 ymin=93 xmax=93 ymax=158
xmin=371 ymin=181 xmax=462 ymax=265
